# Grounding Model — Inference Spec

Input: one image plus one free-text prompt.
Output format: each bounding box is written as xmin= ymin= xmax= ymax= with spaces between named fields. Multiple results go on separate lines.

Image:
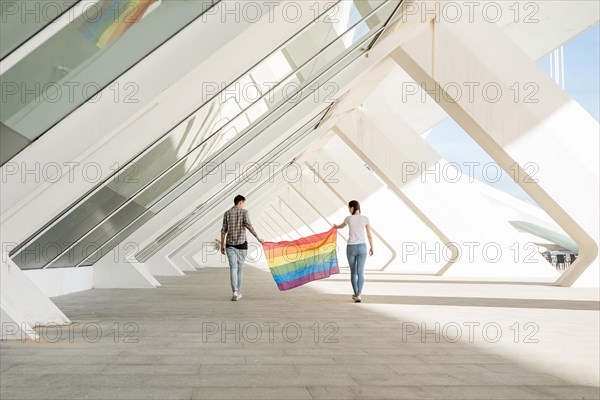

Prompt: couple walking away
xmin=220 ymin=195 xmax=374 ymax=302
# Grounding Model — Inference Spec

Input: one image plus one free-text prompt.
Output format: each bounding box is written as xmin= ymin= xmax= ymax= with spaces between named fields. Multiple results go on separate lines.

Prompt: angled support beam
xmin=260 ymin=214 xmax=290 ymax=241
xmin=1 ymin=255 xmax=70 ymax=340
xmin=276 ymin=196 xmax=317 ymax=236
xmin=263 ymin=211 xmax=294 ymax=241
xmin=300 ymin=162 xmax=397 ymax=271
xmin=280 ymin=186 xmax=334 ymax=235
xmin=287 ymin=184 xmax=349 ymax=245
xmin=93 ymin=251 xmax=161 ymax=288
xmin=176 ymin=182 xmax=286 ymax=265
xmin=332 ymin=119 xmax=457 ymax=275
xmin=390 ymin=13 xmax=598 ymax=286
xmin=270 ymin=204 xmax=303 ymax=238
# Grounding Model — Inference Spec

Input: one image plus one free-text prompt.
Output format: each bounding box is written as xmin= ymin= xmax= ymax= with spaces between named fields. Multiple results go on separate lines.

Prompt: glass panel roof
xmin=10 ymin=0 xmax=400 ymax=269
xmin=134 ymin=109 xmax=328 ymax=263
xmin=0 ymin=0 xmax=80 ymax=59
xmin=0 ymin=0 xmax=218 ymax=165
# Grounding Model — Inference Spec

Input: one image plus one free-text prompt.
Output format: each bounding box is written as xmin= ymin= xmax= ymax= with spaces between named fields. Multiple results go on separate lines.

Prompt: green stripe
xmin=270 ymin=249 xmax=337 ymax=276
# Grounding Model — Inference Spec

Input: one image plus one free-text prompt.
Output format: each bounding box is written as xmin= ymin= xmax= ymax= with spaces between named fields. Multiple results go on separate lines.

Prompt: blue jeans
xmin=226 ymin=247 xmax=247 ymax=292
xmin=346 ymin=243 xmax=367 ymax=295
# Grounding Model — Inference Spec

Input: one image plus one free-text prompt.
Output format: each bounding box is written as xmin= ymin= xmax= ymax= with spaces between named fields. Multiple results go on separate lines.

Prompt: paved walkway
xmin=1 ymin=265 xmax=599 ymax=399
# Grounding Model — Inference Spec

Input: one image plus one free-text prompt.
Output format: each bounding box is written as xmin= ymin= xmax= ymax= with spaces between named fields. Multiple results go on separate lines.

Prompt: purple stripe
xmin=277 ymin=265 xmax=339 ymax=291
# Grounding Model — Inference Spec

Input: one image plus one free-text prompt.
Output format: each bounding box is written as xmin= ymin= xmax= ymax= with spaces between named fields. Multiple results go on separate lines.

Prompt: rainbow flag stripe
xmin=263 ymin=228 xmax=339 ymax=291
xmin=80 ymin=0 xmax=157 ymax=49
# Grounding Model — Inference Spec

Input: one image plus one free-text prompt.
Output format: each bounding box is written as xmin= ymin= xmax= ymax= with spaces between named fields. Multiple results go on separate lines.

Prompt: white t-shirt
xmin=344 ymin=214 xmax=370 ymax=244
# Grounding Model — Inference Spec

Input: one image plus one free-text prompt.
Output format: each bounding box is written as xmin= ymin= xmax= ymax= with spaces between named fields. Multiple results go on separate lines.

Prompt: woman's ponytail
xmin=348 ymin=200 xmax=361 ymax=215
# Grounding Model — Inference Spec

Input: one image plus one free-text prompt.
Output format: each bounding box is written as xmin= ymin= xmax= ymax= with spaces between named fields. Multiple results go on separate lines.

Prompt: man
xmin=221 ymin=195 xmax=264 ymax=301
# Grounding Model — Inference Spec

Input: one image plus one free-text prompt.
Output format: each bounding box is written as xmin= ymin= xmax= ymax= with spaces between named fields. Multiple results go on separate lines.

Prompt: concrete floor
xmin=1 ymin=265 xmax=599 ymax=400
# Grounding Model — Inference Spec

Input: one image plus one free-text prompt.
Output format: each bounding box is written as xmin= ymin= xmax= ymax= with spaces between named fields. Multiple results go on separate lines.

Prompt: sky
xmin=425 ymin=23 xmax=599 ymax=205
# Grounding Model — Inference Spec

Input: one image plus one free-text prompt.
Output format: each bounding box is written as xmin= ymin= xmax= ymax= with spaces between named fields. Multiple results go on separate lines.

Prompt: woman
xmin=333 ymin=200 xmax=373 ymax=302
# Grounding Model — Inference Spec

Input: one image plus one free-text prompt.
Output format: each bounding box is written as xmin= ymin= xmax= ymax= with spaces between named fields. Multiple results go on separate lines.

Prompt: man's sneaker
xmin=237 ymin=292 xmax=243 ymax=300
xmin=231 ymin=291 xmax=239 ymax=301
xmin=354 ymin=295 xmax=362 ymax=303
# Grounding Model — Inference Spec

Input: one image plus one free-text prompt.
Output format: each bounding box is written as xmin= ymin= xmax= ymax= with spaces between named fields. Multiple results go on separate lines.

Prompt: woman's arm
xmin=366 ymin=223 xmax=374 ymax=256
xmin=333 ymin=222 xmax=347 ymax=229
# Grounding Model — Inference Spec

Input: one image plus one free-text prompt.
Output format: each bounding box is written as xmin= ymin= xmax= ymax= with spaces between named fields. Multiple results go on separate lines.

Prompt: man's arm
xmin=245 ymin=211 xmax=264 ymax=244
xmin=246 ymin=224 xmax=264 ymax=244
xmin=220 ymin=232 xmax=226 ymax=255
xmin=220 ymin=213 xmax=228 ymax=255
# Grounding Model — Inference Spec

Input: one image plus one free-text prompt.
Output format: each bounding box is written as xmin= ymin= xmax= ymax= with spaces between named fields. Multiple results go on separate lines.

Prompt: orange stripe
xmin=263 ymin=230 xmax=336 ymax=259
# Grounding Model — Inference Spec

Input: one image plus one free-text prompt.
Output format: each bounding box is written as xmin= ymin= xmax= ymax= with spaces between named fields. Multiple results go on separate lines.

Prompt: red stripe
xmin=263 ymin=227 xmax=335 ymax=250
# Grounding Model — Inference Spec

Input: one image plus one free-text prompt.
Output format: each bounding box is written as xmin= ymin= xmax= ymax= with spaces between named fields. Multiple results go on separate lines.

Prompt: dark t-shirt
xmin=226 ymin=241 xmax=248 ymax=250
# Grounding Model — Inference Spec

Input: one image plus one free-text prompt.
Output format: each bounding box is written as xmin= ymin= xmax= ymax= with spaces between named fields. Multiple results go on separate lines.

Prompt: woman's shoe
xmin=354 ymin=295 xmax=362 ymax=303
xmin=352 ymin=294 xmax=358 ymax=301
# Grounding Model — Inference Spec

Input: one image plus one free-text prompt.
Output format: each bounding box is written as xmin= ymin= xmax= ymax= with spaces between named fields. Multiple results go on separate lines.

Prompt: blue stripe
xmin=272 ymin=259 xmax=338 ymax=284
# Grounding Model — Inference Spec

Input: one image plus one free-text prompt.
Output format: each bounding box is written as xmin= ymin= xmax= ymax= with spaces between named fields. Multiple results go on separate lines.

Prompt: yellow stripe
xmin=97 ymin=0 xmax=145 ymax=48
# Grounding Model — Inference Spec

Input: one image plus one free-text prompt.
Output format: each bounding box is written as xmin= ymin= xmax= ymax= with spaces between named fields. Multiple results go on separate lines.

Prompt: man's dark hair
xmin=234 ymin=195 xmax=246 ymax=205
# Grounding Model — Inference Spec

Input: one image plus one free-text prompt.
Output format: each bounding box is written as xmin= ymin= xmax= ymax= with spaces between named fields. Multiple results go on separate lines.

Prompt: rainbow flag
xmin=80 ymin=0 xmax=157 ymax=49
xmin=263 ymin=228 xmax=339 ymax=291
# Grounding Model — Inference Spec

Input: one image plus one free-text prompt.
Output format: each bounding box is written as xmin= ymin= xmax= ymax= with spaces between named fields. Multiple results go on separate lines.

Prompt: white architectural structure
xmin=1 ymin=0 xmax=598 ymax=346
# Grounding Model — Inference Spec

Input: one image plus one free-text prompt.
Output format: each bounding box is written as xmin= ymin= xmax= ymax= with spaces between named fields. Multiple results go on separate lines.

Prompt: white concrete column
xmin=256 ymin=215 xmax=281 ymax=242
xmin=333 ymin=91 xmax=457 ymax=274
xmin=334 ymin=106 xmax=558 ymax=279
xmin=93 ymin=248 xmax=161 ymax=288
xmin=139 ymin=250 xmax=186 ymax=277
xmin=168 ymin=252 xmax=197 ymax=272
xmin=263 ymin=211 xmax=294 ymax=241
xmin=289 ymin=165 xmax=397 ymax=270
xmin=174 ymin=182 xmax=287 ymax=267
xmin=269 ymin=204 xmax=303 ymax=238
xmin=274 ymin=197 xmax=316 ymax=237
xmin=1 ymin=255 xmax=70 ymax=340
xmin=279 ymin=186 xmax=332 ymax=234
xmin=286 ymin=183 xmax=349 ymax=245
xmin=390 ymin=11 xmax=599 ymax=286
xmin=256 ymin=217 xmax=278 ymax=240
xmin=181 ymin=255 xmax=199 ymax=271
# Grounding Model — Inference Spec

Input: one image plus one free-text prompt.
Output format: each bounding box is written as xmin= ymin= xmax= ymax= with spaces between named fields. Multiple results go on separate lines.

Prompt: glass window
xmin=0 ymin=0 xmax=80 ymax=59
xmin=0 ymin=0 xmax=218 ymax=165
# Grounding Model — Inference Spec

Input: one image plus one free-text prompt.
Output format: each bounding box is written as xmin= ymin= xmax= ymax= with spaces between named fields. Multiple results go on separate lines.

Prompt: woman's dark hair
xmin=234 ymin=195 xmax=246 ymax=205
xmin=348 ymin=200 xmax=361 ymax=215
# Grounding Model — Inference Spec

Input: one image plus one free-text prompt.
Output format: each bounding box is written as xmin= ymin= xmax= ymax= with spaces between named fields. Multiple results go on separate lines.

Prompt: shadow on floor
xmin=1 ymin=266 xmax=598 ymax=400
xmin=329 ymin=294 xmax=600 ymax=310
